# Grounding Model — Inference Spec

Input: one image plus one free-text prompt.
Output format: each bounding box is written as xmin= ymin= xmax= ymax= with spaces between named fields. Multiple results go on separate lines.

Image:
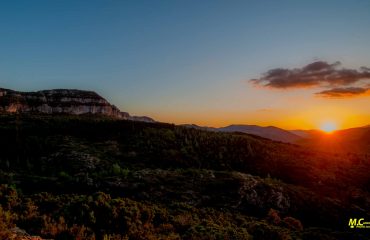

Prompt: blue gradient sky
xmin=1 ymin=0 xmax=370 ymax=129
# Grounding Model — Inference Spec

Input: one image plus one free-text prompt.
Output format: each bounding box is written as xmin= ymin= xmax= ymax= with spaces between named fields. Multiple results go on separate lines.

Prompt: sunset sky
xmin=1 ymin=0 xmax=370 ymax=130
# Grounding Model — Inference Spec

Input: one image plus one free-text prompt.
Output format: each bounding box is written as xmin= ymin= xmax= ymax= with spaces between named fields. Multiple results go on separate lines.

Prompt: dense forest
xmin=0 ymin=114 xmax=369 ymax=239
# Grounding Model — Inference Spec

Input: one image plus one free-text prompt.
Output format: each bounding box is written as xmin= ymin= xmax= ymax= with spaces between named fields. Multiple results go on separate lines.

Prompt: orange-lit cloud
xmin=316 ymin=87 xmax=370 ymax=98
xmin=250 ymin=61 xmax=370 ymax=97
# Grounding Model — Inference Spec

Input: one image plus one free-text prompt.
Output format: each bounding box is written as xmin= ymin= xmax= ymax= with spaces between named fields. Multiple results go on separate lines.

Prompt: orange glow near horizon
xmin=319 ymin=121 xmax=338 ymax=133
xmin=123 ymin=78 xmax=370 ymax=131
xmin=130 ymin=97 xmax=370 ymax=131
xmin=145 ymin=109 xmax=369 ymax=131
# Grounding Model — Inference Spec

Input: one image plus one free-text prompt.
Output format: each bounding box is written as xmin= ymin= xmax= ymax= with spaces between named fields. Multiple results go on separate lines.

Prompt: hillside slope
xmin=183 ymin=124 xmax=302 ymax=143
xmin=0 ymin=114 xmax=369 ymax=239
xmin=297 ymin=126 xmax=370 ymax=154
xmin=219 ymin=125 xmax=302 ymax=143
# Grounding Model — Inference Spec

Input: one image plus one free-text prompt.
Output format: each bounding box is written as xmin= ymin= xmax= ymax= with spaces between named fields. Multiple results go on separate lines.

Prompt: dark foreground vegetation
xmin=0 ymin=114 xmax=369 ymax=239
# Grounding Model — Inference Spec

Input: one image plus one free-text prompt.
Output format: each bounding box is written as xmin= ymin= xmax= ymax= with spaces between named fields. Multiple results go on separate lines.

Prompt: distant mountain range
xmin=297 ymin=125 xmax=370 ymax=154
xmin=1 ymin=87 xmax=368 ymax=151
xmin=219 ymin=125 xmax=302 ymax=143
xmin=0 ymin=87 xmax=155 ymax=123
xmin=182 ymin=124 xmax=303 ymax=143
xmin=182 ymin=124 xmax=370 ymax=152
xmin=288 ymin=129 xmax=323 ymax=138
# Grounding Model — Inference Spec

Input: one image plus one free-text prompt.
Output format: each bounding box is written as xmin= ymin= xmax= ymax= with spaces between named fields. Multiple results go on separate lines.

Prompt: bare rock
xmin=0 ymin=87 xmax=155 ymax=122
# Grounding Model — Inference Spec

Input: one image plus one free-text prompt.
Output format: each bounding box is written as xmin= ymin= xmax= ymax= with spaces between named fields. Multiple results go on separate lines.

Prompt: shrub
xmin=283 ymin=217 xmax=303 ymax=231
xmin=266 ymin=208 xmax=281 ymax=225
xmin=0 ymin=206 xmax=14 ymax=239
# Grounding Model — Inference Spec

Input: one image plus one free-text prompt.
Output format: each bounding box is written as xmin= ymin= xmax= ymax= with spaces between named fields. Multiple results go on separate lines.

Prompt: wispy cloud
xmin=250 ymin=61 xmax=370 ymax=98
xmin=315 ymin=87 xmax=370 ymax=98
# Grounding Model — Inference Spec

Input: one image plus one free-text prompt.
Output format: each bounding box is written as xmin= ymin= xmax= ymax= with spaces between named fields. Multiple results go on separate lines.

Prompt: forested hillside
xmin=0 ymin=114 xmax=369 ymax=239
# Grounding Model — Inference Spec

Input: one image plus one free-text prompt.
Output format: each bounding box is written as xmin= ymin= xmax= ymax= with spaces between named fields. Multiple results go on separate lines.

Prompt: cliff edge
xmin=0 ymin=87 xmax=154 ymax=122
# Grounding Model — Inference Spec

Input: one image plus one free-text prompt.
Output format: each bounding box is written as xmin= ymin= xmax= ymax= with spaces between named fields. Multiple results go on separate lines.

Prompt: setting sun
xmin=320 ymin=121 xmax=338 ymax=133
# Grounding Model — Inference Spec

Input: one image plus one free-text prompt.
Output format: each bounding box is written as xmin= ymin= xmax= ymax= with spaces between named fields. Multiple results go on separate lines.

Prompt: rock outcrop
xmin=0 ymin=87 xmax=154 ymax=122
xmin=8 ymin=227 xmax=45 ymax=240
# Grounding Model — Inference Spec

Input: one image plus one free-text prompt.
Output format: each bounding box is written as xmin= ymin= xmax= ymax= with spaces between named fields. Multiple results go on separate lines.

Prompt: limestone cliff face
xmin=0 ymin=88 xmax=154 ymax=122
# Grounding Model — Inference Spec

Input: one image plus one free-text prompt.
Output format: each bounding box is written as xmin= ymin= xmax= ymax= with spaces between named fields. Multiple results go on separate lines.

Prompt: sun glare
xmin=320 ymin=121 xmax=337 ymax=133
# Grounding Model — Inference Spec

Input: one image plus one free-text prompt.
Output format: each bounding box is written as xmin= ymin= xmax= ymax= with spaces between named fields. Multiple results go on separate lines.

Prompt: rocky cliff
xmin=0 ymin=87 xmax=154 ymax=122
